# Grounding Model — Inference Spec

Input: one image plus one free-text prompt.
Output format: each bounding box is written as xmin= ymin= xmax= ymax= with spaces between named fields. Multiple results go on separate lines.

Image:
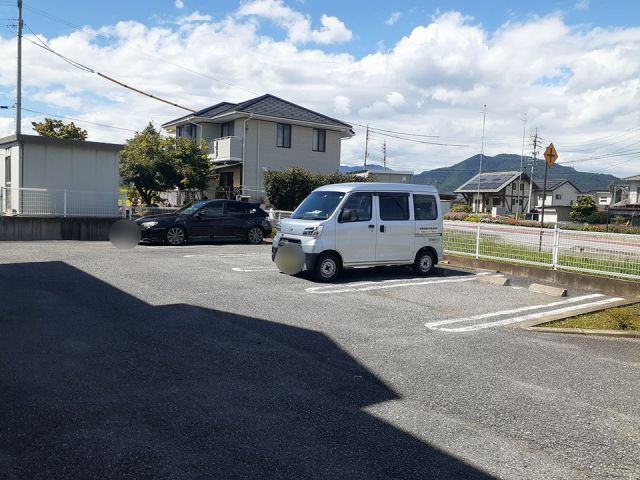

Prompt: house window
xmin=221 ymin=121 xmax=235 ymax=137
xmin=555 ymin=194 xmax=562 ymax=200
xmin=4 ymin=155 xmax=10 ymax=185
xmin=599 ymin=197 xmax=609 ymax=204
xmin=512 ymin=184 xmax=516 ymax=191
xmin=312 ymin=128 xmax=326 ymax=152
xmin=493 ymin=198 xmax=502 ymax=206
xmin=177 ymin=124 xmax=197 ymax=138
xmin=520 ymin=183 xmax=525 ymax=191
xmin=277 ymin=123 xmax=291 ymax=148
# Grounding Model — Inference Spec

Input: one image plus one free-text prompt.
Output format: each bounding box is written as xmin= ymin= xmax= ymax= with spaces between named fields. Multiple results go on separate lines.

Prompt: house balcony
xmin=208 ymin=136 xmax=243 ymax=165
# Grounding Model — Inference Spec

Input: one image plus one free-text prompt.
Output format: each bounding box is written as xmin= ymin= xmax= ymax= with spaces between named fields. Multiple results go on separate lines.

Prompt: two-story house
xmin=532 ymin=179 xmax=580 ymax=222
xmin=162 ymin=94 xmax=354 ymax=201
xmin=454 ymin=171 xmax=536 ymax=215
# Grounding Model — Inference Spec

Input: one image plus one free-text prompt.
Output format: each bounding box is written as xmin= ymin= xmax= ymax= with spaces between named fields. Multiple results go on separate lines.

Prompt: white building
xmin=352 ymin=169 xmax=414 ymax=184
xmin=533 ymin=179 xmax=580 ymax=223
xmin=162 ymin=94 xmax=354 ymax=201
xmin=1 ymin=134 xmax=122 ymax=216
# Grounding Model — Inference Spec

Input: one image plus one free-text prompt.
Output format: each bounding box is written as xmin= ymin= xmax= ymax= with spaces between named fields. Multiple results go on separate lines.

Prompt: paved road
xmin=0 ymin=241 xmax=638 ymax=479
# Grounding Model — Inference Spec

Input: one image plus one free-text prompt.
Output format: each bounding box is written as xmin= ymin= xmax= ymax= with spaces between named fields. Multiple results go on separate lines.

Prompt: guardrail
xmin=444 ymin=220 xmax=640 ymax=280
xmin=1 ymin=187 xmax=124 ymax=218
xmin=268 ymin=209 xmax=293 ymax=226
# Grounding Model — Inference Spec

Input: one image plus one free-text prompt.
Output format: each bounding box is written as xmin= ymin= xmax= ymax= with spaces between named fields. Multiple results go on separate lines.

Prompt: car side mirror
xmin=194 ymin=210 xmax=203 ymax=219
xmin=340 ymin=208 xmax=355 ymax=223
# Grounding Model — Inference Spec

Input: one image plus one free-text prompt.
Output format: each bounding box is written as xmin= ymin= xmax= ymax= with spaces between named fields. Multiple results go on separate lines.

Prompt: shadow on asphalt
xmin=0 ymin=262 xmax=494 ymax=479
xmin=297 ymin=265 xmax=476 ymax=284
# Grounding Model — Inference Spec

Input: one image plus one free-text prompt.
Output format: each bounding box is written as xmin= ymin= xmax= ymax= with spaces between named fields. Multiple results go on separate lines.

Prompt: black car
xmin=135 ymin=200 xmax=271 ymax=246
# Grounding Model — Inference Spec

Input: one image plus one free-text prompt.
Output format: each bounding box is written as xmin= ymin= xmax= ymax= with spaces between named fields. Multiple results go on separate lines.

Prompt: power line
xmin=353 ymin=124 xmax=469 ymax=147
xmin=21 ymin=27 xmax=195 ymax=112
xmin=22 ymin=107 xmax=139 ymax=132
xmin=21 ymin=2 xmax=260 ymax=96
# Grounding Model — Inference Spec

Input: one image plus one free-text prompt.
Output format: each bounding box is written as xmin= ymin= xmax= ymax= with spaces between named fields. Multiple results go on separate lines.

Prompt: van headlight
xmin=140 ymin=221 xmax=158 ymax=229
xmin=303 ymin=225 xmax=323 ymax=237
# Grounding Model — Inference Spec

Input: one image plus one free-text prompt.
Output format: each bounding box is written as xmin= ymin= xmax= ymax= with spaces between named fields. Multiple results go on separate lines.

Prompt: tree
xmin=31 ymin=118 xmax=88 ymax=140
xmin=264 ymin=167 xmax=375 ymax=210
xmin=569 ymin=196 xmax=598 ymax=223
xmin=119 ymin=123 xmax=212 ymax=204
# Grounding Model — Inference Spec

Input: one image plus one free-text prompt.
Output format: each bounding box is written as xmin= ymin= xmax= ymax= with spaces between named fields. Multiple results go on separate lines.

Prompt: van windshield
xmin=291 ymin=191 xmax=345 ymax=220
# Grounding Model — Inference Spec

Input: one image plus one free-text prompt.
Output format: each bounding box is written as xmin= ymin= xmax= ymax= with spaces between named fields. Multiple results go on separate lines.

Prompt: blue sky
xmin=0 ymin=0 xmax=639 ymax=176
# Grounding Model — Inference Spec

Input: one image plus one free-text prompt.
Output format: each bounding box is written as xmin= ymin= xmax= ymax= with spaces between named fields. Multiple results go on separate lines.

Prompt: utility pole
xmin=527 ymin=128 xmax=541 ymax=215
xmin=363 ymin=124 xmax=370 ymax=167
xmin=382 ymin=140 xmax=387 ymax=170
xmin=16 ymin=0 xmax=23 ymax=135
xmin=475 ymin=105 xmax=487 ymax=213
xmin=516 ymin=112 xmax=527 ymax=217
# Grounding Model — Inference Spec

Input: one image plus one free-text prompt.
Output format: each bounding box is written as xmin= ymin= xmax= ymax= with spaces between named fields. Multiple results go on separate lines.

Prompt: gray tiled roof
xmin=532 ymin=179 xmax=579 ymax=192
xmin=624 ymin=174 xmax=640 ymax=181
xmin=163 ymin=94 xmax=351 ymax=129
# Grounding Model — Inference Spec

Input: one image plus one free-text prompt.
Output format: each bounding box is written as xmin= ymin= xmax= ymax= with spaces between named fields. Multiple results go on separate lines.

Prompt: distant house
xmin=352 ymin=168 xmax=414 ymax=184
xmin=579 ymin=190 xmax=612 ymax=210
xmin=454 ymin=171 xmax=536 ymax=215
xmin=0 ymin=134 xmax=122 ymax=216
xmin=622 ymin=175 xmax=640 ymax=206
xmin=532 ymin=179 xmax=580 ymax=223
xmin=162 ymin=94 xmax=354 ymax=201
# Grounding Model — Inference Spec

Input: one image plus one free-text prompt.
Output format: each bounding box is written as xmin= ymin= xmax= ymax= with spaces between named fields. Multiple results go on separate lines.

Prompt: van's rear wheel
xmin=413 ymin=250 xmax=435 ymax=276
xmin=314 ymin=252 xmax=341 ymax=282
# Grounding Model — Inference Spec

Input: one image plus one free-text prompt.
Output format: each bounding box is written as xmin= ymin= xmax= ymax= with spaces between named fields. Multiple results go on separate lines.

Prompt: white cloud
xmin=237 ymin=0 xmax=352 ymax=44
xmin=1 ymin=11 xmax=639 ymax=177
xmin=334 ymin=95 xmax=351 ymax=115
xmin=574 ymin=0 xmax=589 ymax=10
xmin=177 ymin=11 xmax=213 ymax=24
xmin=175 ymin=0 xmax=185 ymax=9
xmin=385 ymin=12 xmax=401 ymax=26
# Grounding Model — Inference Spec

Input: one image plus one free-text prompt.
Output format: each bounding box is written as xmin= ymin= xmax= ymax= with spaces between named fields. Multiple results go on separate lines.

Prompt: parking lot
xmin=1 ymin=241 xmax=639 ymax=479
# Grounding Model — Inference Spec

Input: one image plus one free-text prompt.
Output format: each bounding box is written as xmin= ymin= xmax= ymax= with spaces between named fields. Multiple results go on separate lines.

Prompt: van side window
xmin=379 ymin=194 xmax=409 ymax=221
xmin=341 ymin=193 xmax=372 ymax=222
xmin=414 ymin=195 xmax=438 ymax=220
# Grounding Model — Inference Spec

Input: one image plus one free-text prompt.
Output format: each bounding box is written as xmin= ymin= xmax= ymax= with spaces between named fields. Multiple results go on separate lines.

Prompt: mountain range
xmin=341 ymin=154 xmax=620 ymax=193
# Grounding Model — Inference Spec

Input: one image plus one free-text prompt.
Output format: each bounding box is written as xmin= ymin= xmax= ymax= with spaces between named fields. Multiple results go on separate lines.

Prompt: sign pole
xmin=540 ymin=161 xmax=549 ymax=228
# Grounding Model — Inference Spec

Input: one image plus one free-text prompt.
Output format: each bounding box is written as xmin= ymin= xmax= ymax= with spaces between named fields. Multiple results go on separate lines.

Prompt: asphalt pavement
xmin=0 ymin=241 xmax=638 ymax=479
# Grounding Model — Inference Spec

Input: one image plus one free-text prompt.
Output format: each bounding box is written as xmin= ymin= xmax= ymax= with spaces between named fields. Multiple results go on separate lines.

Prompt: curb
xmin=521 ymin=298 xmax=640 ymax=339
xmin=525 ymin=326 xmax=640 ymax=339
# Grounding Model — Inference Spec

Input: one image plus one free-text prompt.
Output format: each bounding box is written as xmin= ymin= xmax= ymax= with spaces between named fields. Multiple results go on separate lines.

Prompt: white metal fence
xmin=444 ymin=220 xmax=640 ymax=280
xmin=268 ymin=209 xmax=293 ymax=226
xmin=0 ymin=187 xmax=124 ymax=218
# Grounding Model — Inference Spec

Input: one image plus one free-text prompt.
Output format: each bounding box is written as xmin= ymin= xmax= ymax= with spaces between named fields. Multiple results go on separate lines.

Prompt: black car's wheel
xmin=165 ymin=226 xmax=187 ymax=246
xmin=313 ymin=252 xmax=341 ymax=282
xmin=413 ymin=250 xmax=435 ymax=276
xmin=247 ymin=226 xmax=264 ymax=245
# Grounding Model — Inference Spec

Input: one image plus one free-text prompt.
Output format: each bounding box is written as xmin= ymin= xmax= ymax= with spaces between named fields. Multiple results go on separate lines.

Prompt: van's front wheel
xmin=413 ymin=250 xmax=435 ymax=276
xmin=314 ymin=252 xmax=341 ymax=282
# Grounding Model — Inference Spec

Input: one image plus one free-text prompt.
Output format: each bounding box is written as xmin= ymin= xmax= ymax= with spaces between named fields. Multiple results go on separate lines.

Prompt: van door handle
xmin=368 ymin=224 xmax=375 ymax=229
xmin=380 ymin=225 xmax=385 ymax=233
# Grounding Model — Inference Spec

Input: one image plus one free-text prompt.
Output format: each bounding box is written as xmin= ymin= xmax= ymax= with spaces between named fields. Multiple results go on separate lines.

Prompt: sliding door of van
xmin=335 ymin=192 xmax=376 ymax=264
xmin=375 ymin=193 xmax=414 ymax=263
xmin=413 ymin=193 xmax=442 ymax=256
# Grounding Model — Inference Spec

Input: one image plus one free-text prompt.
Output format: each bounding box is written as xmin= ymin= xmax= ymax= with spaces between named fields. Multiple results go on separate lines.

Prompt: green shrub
xmin=584 ymin=211 xmax=609 ymax=224
xmin=451 ymin=204 xmax=472 ymax=213
xmin=264 ymin=167 xmax=375 ymax=210
xmin=570 ymin=196 xmax=598 ymax=222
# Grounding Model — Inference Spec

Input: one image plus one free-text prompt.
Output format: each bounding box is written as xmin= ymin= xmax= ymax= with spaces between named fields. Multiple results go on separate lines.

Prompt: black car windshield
xmin=175 ymin=200 xmax=209 ymax=215
xmin=291 ymin=191 xmax=345 ymax=220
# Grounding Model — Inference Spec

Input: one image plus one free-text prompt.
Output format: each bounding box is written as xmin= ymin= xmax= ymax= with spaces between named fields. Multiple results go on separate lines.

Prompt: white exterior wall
xmin=1 ymin=144 xmax=20 ymax=212
xmin=242 ymin=119 xmax=342 ymax=200
xmin=535 ymin=183 xmax=578 ymax=207
xmin=628 ymin=181 xmax=640 ymax=204
xmin=22 ymin=142 xmax=120 ymax=192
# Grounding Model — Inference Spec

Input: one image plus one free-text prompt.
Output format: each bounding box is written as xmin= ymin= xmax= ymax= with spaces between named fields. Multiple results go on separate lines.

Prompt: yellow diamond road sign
xmin=544 ymin=143 xmax=558 ymax=167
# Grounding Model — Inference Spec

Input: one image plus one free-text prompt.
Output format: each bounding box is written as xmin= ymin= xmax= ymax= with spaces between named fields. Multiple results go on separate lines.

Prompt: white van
xmin=272 ymin=183 xmax=443 ymax=282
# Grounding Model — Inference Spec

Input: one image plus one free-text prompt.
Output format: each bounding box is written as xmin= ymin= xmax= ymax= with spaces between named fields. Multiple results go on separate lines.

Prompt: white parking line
xmin=306 ymin=274 xmax=492 ymax=294
xmin=232 ymin=266 xmax=279 ymax=272
xmin=435 ymin=296 xmax=625 ymax=332
xmin=424 ymin=294 xmax=604 ymax=329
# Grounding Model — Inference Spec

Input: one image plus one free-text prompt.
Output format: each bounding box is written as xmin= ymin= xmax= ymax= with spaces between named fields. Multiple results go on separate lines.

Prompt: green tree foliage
xmin=31 ymin=118 xmax=88 ymax=140
xmin=451 ymin=204 xmax=472 ymax=213
xmin=264 ymin=167 xmax=375 ymax=210
xmin=569 ymin=196 xmax=598 ymax=222
xmin=119 ymin=123 xmax=211 ymax=204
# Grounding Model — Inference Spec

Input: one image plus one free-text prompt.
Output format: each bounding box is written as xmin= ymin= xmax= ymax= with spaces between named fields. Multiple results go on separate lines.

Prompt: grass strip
xmin=541 ymin=303 xmax=640 ymax=331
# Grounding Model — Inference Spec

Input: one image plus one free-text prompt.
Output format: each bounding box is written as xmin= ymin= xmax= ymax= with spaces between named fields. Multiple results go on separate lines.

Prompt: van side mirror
xmin=339 ymin=208 xmax=356 ymax=223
